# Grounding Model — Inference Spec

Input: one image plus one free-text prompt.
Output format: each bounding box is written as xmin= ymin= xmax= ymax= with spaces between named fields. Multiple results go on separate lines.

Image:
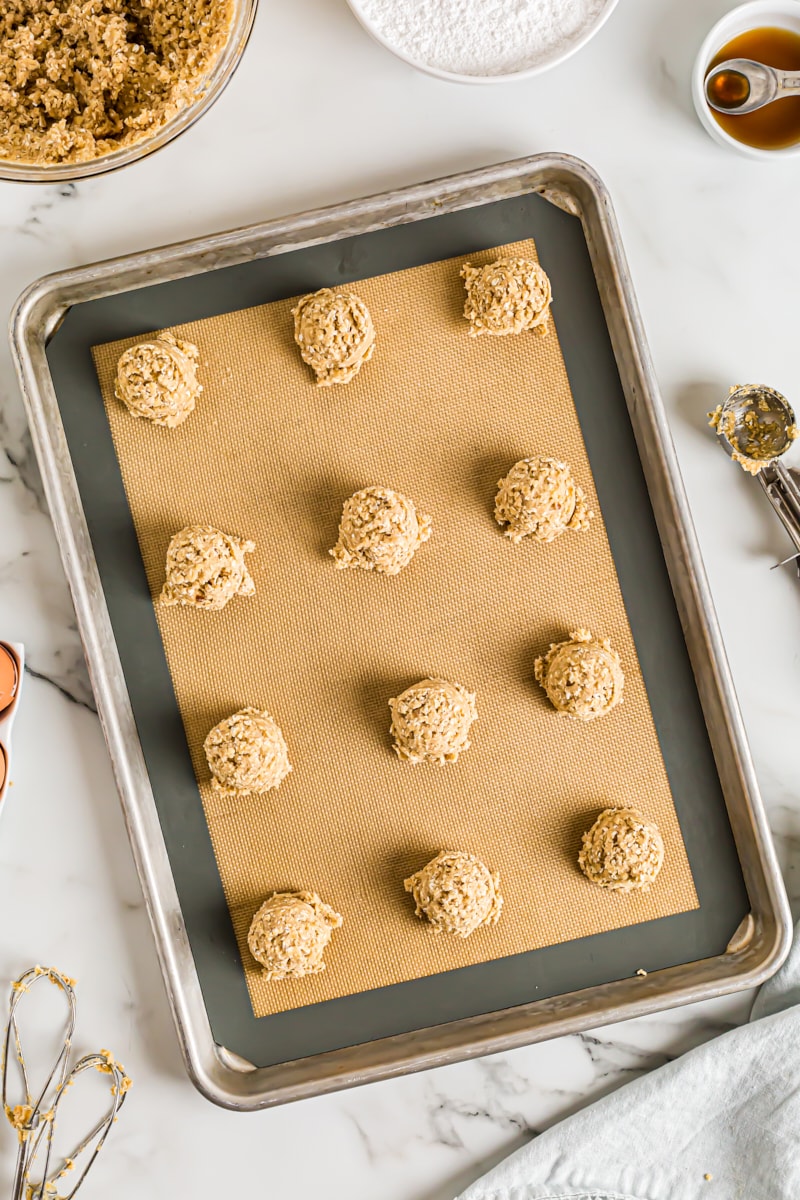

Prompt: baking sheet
xmin=41 ymin=186 xmax=750 ymax=1071
xmin=91 ymin=237 xmax=697 ymax=1019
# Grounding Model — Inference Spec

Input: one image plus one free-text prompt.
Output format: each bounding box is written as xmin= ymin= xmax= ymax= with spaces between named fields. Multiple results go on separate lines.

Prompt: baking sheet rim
xmin=9 ymin=152 xmax=791 ymax=1110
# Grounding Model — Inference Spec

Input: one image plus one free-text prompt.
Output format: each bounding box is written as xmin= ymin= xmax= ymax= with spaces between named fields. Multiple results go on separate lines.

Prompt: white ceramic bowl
xmin=345 ymin=0 xmax=619 ymax=85
xmin=692 ymin=0 xmax=800 ymax=159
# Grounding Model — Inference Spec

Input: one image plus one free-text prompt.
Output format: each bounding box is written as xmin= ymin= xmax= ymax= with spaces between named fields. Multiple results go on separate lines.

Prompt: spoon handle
xmin=759 ymin=462 xmax=800 ymax=558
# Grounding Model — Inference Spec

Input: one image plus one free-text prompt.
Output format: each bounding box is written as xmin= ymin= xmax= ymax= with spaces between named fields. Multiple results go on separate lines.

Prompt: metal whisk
xmin=1 ymin=967 xmax=130 ymax=1200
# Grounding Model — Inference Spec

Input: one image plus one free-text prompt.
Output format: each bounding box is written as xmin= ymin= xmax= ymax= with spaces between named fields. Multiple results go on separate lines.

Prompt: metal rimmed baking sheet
xmin=10 ymin=155 xmax=791 ymax=1109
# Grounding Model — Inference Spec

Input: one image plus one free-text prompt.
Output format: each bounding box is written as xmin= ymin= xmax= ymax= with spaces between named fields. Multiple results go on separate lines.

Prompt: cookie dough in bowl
xmin=114 ymin=333 xmax=202 ymax=428
xmin=389 ymin=679 xmax=477 ymax=764
xmin=160 ymin=525 xmax=255 ymax=611
xmin=292 ymin=288 xmax=376 ymax=386
xmin=204 ymin=708 xmax=291 ymax=798
xmin=247 ymin=891 xmax=343 ymax=980
xmin=0 ymin=0 xmax=256 ymax=182
xmin=534 ymin=629 xmax=624 ymax=721
xmin=579 ymin=808 xmax=665 ymax=892
xmin=495 ymin=457 xmax=592 ymax=544
xmin=330 ymin=486 xmax=432 ymax=575
xmin=461 ymin=257 xmax=552 ymax=337
xmin=404 ymin=851 xmax=502 ymax=937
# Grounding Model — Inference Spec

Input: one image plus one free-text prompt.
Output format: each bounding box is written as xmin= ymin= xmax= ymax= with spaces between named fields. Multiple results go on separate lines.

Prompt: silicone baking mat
xmin=91 ymin=238 xmax=698 ymax=1020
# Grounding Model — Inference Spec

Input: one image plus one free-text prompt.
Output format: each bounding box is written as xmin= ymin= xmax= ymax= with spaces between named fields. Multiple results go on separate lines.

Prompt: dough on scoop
xmin=389 ymin=679 xmax=477 ymax=764
xmin=292 ymin=287 xmax=375 ymax=386
xmin=330 ymin=486 xmax=432 ymax=575
xmin=534 ymin=629 xmax=624 ymax=721
xmin=247 ymin=891 xmax=343 ymax=980
xmin=204 ymin=707 xmax=291 ymax=798
xmin=160 ymin=525 xmax=255 ymax=611
xmin=495 ymin=457 xmax=592 ymax=544
xmin=114 ymin=332 xmax=201 ymax=427
xmin=461 ymin=256 xmax=552 ymax=338
xmin=579 ymin=808 xmax=665 ymax=892
xmin=404 ymin=851 xmax=502 ymax=937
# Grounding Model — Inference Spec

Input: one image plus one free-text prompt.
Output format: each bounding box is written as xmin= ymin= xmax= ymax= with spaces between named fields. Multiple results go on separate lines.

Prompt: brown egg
xmin=0 ymin=746 xmax=5 ymax=794
xmin=0 ymin=645 xmax=18 ymax=716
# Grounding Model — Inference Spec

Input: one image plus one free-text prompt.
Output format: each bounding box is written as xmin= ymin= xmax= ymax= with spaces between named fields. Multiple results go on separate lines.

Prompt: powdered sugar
xmin=355 ymin=0 xmax=610 ymax=77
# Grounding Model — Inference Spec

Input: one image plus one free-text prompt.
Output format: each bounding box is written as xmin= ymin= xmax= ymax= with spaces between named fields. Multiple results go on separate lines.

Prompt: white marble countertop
xmin=1 ymin=1 xmax=799 ymax=1196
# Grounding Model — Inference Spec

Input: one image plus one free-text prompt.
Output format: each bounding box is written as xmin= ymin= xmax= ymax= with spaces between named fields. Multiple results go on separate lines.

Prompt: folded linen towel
xmin=457 ymin=922 xmax=800 ymax=1200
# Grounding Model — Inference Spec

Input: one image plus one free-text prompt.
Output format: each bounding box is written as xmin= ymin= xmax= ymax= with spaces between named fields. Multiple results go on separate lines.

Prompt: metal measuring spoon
xmin=705 ymin=58 xmax=800 ymax=114
xmin=710 ymin=384 xmax=800 ymax=573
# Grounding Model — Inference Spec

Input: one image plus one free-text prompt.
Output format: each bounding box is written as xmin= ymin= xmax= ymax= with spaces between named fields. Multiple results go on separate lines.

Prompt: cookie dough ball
xmin=160 ymin=525 xmax=255 ymax=611
xmin=461 ymin=257 xmax=552 ymax=338
xmin=330 ymin=486 xmax=432 ymax=576
xmin=247 ymin=891 xmax=343 ymax=980
xmin=114 ymin=332 xmax=202 ymax=428
xmin=579 ymin=808 xmax=665 ymax=892
xmin=404 ymin=851 xmax=502 ymax=937
xmin=389 ymin=679 xmax=477 ymax=765
xmin=534 ymin=629 xmax=624 ymax=721
xmin=204 ymin=708 xmax=291 ymax=798
xmin=292 ymin=287 xmax=375 ymax=386
xmin=495 ymin=457 xmax=592 ymax=544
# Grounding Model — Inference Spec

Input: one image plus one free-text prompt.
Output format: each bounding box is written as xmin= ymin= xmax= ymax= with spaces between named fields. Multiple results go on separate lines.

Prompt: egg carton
xmin=0 ymin=642 xmax=24 ymax=811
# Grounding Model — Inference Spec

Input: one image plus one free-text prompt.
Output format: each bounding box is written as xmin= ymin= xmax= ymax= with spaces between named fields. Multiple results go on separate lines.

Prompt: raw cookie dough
xmin=330 ymin=486 xmax=432 ymax=575
xmin=292 ymin=288 xmax=375 ymax=386
xmin=495 ymin=457 xmax=592 ymax=544
xmin=579 ymin=808 xmax=665 ymax=892
xmin=0 ymin=0 xmax=234 ymax=166
xmin=247 ymin=891 xmax=343 ymax=980
xmin=204 ymin=708 xmax=291 ymax=798
xmin=160 ymin=525 xmax=255 ymax=611
xmin=389 ymin=679 xmax=477 ymax=764
xmin=708 ymin=386 xmax=798 ymax=476
xmin=115 ymin=332 xmax=202 ymax=428
xmin=461 ymin=256 xmax=552 ymax=337
xmin=404 ymin=851 xmax=502 ymax=937
xmin=534 ymin=629 xmax=624 ymax=721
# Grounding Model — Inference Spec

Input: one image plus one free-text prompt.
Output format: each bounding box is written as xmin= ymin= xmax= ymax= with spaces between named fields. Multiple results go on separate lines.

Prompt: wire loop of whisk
xmin=1 ymin=967 xmax=130 ymax=1200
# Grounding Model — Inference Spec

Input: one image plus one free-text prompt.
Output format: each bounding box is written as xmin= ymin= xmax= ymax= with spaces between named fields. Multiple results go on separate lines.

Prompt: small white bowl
xmin=345 ymin=0 xmax=619 ymax=85
xmin=692 ymin=0 xmax=800 ymax=158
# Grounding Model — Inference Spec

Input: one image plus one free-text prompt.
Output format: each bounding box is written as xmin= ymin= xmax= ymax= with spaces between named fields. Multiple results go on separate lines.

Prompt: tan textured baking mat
xmin=92 ymin=238 xmax=698 ymax=1019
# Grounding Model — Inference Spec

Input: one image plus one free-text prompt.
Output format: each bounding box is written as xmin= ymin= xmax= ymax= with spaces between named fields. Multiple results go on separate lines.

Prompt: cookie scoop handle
xmin=762 ymin=463 xmax=800 ymax=574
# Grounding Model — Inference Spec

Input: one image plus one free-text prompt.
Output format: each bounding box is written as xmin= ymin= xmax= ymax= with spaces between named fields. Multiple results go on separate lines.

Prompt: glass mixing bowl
xmin=0 ymin=0 xmax=258 ymax=183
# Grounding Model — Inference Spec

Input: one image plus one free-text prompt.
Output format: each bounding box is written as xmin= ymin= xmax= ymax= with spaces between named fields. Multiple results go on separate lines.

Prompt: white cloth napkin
xmin=457 ymin=922 xmax=800 ymax=1200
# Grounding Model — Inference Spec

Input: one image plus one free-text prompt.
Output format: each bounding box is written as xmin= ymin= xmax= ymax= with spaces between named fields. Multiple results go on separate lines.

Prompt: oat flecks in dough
xmin=0 ymin=0 xmax=234 ymax=166
xmin=204 ymin=708 xmax=291 ymax=798
xmin=331 ymin=486 xmax=432 ymax=575
xmin=160 ymin=525 xmax=255 ymax=611
xmin=461 ymin=256 xmax=552 ymax=338
xmin=247 ymin=891 xmax=343 ymax=980
xmin=292 ymin=287 xmax=375 ymax=386
xmin=534 ymin=629 xmax=624 ymax=721
xmin=115 ymin=333 xmax=202 ymax=428
xmin=404 ymin=851 xmax=502 ymax=937
xmin=579 ymin=808 xmax=665 ymax=892
xmin=495 ymin=457 xmax=592 ymax=544
xmin=389 ymin=679 xmax=477 ymax=765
